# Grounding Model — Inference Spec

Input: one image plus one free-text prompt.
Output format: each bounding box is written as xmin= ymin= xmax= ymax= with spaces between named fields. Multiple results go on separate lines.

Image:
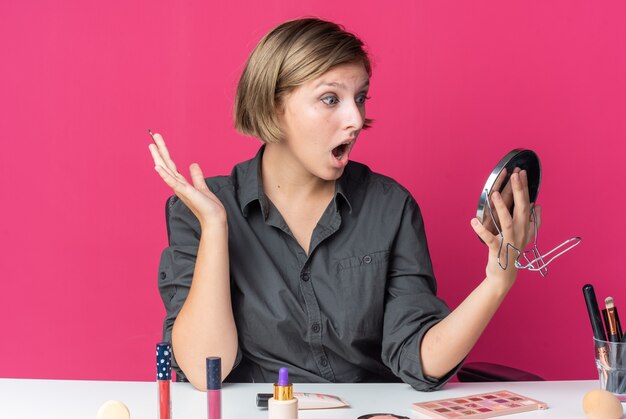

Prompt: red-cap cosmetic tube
xmin=207 ymin=357 xmax=221 ymax=419
xmin=156 ymin=342 xmax=172 ymax=419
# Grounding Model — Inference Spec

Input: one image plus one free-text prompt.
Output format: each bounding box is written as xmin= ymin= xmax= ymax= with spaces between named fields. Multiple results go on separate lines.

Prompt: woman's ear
xmin=274 ymin=96 xmax=286 ymax=116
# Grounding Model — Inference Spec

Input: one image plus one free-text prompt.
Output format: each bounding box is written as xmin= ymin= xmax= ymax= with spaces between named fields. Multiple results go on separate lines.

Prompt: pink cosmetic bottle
xmin=206 ymin=357 xmax=221 ymax=419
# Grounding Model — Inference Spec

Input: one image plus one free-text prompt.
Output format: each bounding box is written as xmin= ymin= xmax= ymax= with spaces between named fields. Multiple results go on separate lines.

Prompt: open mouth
xmin=332 ymin=142 xmax=350 ymax=160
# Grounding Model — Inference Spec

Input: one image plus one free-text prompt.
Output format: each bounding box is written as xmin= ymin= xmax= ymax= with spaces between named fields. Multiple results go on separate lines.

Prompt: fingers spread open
xmin=148 ymin=143 xmax=169 ymax=172
xmin=149 ymin=144 xmax=178 ymax=180
xmin=151 ymin=133 xmax=178 ymax=174
xmin=154 ymin=164 xmax=185 ymax=191
xmin=190 ymin=163 xmax=209 ymax=193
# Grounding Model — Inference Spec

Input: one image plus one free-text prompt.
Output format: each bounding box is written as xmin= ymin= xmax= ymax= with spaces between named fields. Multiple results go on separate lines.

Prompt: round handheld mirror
xmin=476 ymin=149 xmax=581 ymax=276
xmin=476 ymin=149 xmax=541 ymax=235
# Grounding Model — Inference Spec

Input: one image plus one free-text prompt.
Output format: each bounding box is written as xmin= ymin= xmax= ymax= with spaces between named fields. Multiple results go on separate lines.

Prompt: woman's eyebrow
xmin=313 ymin=80 xmax=370 ymax=90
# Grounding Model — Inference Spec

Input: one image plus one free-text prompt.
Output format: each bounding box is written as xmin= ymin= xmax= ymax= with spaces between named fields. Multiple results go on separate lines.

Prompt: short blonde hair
xmin=234 ymin=18 xmax=372 ymax=143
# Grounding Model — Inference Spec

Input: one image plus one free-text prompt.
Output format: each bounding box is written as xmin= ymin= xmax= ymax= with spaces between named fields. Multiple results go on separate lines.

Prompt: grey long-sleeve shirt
xmin=158 ymin=146 xmax=459 ymax=390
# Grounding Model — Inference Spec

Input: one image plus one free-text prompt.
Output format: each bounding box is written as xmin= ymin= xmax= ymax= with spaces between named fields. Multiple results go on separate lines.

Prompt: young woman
xmin=148 ymin=17 xmax=538 ymax=391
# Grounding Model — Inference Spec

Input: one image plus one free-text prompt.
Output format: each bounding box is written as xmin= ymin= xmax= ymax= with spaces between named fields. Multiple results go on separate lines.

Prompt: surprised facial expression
xmin=276 ymin=62 xmax=370 ymax=181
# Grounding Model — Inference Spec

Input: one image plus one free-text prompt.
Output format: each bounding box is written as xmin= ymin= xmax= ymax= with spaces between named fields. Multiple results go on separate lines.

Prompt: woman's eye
xmin=321 ymin=95 xmax=339 ymax=105
xmin=356 ymin=94 xmax=370 ymax=104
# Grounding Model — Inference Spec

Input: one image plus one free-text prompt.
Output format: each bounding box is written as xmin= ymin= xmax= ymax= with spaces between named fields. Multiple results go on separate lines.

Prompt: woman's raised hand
xmin=148 ymin=132 xmax=226 ymax=228
xmin=471 ymin=170 xmax=542 ymax=287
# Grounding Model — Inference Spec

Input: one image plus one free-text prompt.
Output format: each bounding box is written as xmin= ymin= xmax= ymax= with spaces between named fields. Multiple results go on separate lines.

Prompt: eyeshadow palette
xmin=412 ymin=390 xmax=548 ymax=418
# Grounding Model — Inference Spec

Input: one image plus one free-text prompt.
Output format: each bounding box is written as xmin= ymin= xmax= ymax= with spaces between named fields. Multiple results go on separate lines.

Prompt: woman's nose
xmin=343 ymin=100 xmax=365 ymax=131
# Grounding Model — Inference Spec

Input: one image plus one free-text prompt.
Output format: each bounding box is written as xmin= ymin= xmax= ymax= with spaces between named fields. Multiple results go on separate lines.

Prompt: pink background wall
xmin=1 ymin=0 xmax=624 ymax=382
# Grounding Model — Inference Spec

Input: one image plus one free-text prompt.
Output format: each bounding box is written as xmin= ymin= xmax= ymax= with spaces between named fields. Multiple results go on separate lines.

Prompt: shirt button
xmin=159 ymin=271 xmax=166 ymax=280
xmin=320 ymin=357 xmax=328 ymax=367
xmin=301 ymin=272 xmax=310 ymax=282
xmin=311 ymin=322 xmax=321 ymax=333
xmin=363 ymin=255 xmax=372 ymax=264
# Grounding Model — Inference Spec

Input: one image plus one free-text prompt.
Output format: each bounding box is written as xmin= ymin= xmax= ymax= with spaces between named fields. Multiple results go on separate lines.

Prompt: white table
xmin=0 ymin=379 xmax=607 ymax=418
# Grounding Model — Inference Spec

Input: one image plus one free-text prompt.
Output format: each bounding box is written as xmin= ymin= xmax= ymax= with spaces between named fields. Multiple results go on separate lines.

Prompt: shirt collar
xmin=238 ymin=146 xmax=269 ymax=218
xmin=237 ymin=145 xmax=354 ymax=218
xmin=335 ymin=172 xmax=353 ymax=214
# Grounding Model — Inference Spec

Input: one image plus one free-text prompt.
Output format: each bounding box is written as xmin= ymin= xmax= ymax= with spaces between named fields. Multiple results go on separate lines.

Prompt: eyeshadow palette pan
xmin=412 ymin=390 xmax=548 ymax=418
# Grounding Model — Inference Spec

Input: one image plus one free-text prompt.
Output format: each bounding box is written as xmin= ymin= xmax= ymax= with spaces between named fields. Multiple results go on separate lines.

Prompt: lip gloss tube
xmin=156 ymin=342 xmax=172 ymax=419
xmin=207 ymin=357 xmax=222 ymax=419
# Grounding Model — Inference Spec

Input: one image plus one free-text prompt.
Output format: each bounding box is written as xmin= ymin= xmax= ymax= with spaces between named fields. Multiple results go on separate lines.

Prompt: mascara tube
xmin=156 ymin=342 xmax=172 ymax=419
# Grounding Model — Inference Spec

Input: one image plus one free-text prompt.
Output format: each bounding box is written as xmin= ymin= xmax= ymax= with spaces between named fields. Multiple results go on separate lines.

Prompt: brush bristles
xmin=605 ymin=296 xmax=615 ymax=309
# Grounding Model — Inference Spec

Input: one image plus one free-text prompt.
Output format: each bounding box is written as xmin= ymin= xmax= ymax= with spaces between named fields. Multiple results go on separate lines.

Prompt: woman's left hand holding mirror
xmin=471 ymin=170 xmax=542 ymax=289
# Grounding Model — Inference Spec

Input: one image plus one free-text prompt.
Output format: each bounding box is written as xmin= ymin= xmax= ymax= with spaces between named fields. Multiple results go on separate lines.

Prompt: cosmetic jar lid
xmin=357 ymin=414 xmax=410 ymax=419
